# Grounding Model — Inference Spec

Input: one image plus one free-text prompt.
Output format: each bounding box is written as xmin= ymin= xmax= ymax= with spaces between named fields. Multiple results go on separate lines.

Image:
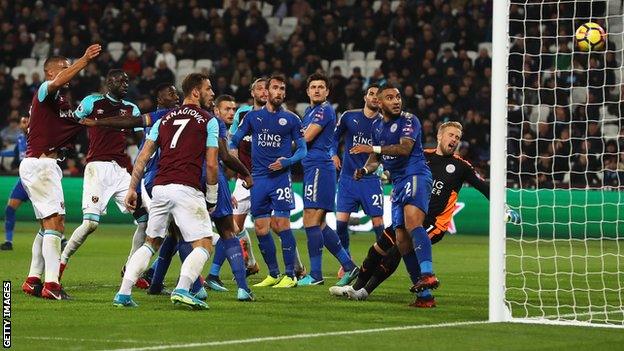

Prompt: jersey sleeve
xmin=206 ymin=118 xmax=219 ymax=148
xmin=463 ymin=160 xmax=490 ymax=199
xmin=291 ymin=114 xmax=304 ymax=140
xmin=400 ymin=115 xmax=418 ymax=140
xmin=74 ymin=95 xmax=97 ymax=120
xmin=229 ymin=105 xmax=251 ymax=135
xmin=311 ymin=104 xmax=333 ymax=129
xmin=146 ymin=119 xmax=162 ymax=142
xmin=230 ymin=112 xmax=251 ymax=148
xmin=218 ymin=118 xmax=228 ymax=139
xmin=332 ymin=113 xmax=347 ymax=156
xmin=37 ymin=81 xmax=51 ymax=102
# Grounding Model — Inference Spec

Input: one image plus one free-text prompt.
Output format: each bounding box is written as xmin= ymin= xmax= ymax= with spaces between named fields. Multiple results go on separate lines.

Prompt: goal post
xmin=490 ymin=0 xmax=624 ymax=328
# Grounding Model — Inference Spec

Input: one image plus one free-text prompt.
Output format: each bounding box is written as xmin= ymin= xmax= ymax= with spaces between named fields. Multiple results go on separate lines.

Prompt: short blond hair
xmin=438 ymin=121 xmax=463 ymax=134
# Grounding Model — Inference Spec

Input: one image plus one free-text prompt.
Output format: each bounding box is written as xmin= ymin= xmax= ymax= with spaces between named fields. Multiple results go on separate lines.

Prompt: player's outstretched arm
xmin=269 ymin=137 xmax=307 ymax=171
xmin=125 ymin=140 xmax=157 ymax=211
xmin=218 ymin=138 xmax=253 ymax=188
xmin=355 ymin=153 xmax=380 ymax=180
xmin=79 ymin=114 xmax=149 ymax=129
xmin=48 ymin=44 xmax=101 ymax=94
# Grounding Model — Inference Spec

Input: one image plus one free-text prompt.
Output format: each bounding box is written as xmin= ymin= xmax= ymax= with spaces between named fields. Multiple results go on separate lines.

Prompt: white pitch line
xmin=23 ymin=336 xmax=166 ymax=344
xmin=103 ymin=320 xmax=491 ymax=351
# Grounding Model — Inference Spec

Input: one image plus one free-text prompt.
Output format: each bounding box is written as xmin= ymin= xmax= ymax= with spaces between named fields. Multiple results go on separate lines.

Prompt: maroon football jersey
xmin=76 ymin=94 xmax=139 ymax=169
xmin=236 ymin=110 xmax=252 ymax=179
xmin=153 ymin=104 xmax=216 ymax=190
xmin=26 ymin=82 xmax=82 ymax=157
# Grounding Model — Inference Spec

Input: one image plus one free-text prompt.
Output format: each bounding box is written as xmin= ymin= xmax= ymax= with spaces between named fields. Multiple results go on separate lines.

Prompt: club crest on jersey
xmin=96 ymin=109 xmax=104 ymax=115
xmin=390 ymin=123 xmax=398 ymax=133
xmin=91 ymin=196 xmax=99 ymax=204
xmin=278 ymin=118 xmax=287 ymax=126
xmin=120 ymin=110 xmax=127 ymax=116
xmin=446 ymin=164 xmax=456 ymax=174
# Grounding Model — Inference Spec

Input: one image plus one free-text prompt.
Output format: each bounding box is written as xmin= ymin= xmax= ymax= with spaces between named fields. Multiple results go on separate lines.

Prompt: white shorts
xmin=232 ymin=178 xmax=251 ymax=215
xmin=19 ymin=158 xmax=65 ymax=219
xmin=82 ymin=161 xmax=131 ymax=216
xmin=140 ymin=179 xmax=152 ymax=212
xmin=146 ymin=184 xmax=214 ymax=242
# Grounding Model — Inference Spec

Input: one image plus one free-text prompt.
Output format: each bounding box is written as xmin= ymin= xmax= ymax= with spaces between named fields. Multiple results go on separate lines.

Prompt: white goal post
xmin=490 ymin=0 xmax=624 ymax=328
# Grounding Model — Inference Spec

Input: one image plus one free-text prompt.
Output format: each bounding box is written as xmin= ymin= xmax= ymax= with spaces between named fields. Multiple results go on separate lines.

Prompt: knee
xmin=270 ymin=218 xmax=288 ymax=233
xmin=371 ymin=216 xmax=384 ymax=227
xmin=145 ymin=236 xmax=162 ymax=252
xmin=83 ymin=220 xmax=99 ymax=233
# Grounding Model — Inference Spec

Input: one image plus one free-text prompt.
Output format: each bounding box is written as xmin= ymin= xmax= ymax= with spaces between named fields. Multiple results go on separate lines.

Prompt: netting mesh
xmin=505 ymin=0 xmax=624 ymax=325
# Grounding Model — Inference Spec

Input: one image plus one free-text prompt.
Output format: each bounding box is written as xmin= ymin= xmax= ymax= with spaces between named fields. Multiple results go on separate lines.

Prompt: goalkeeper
xmin=330 ymin=121 xmax=521 ymax=307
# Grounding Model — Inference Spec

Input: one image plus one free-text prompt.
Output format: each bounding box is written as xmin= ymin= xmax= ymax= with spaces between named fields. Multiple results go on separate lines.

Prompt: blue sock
xmin=150 ymin=235 xmax=178 ymax=289
xmin=278 ymin=229 xmax=297 ymax=278
xmin=373 ymin=225 xmax=384 ymax=241
xmin=411 ymin=227 xmax=433 ymax=274
xmin=402 ymin=250 xmax=421 ymax=285
xmin=305 ymin=226 xmax=324 ymax=281
xmin=322 ymin=225 xmax=355 ymax=271
xmin=257 ymin=234 xmax=280 ymax=277
xmin=223 ymin=237 xmax=249 ymax=291
xmin=177 ymin=241 xmax=203 ymax=294
xmin=4 ymin=206 xmax=16 ymax=242
xmin=335 ymin=220 xmax=349 ymax=254
xmin=209 ymin=239 xmax=226 ymax=277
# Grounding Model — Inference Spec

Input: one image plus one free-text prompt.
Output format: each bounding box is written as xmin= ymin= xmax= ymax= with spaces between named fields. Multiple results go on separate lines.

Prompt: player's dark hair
xmin=366 ymin=83 xmax=380 ymax=94
xmin=182 ymin=73 xmax=209 ymax=97
xmin=106 ymin=69 xmax=126 ymax=79
xmin=250 ymin=77 xmax=268 ymax=91
xmin=155 ymin=83 xmax=174 ymax=95
xmin=215 ymin=94 xmax=235 ymax=106
xmin=376 ymin=83 xmax=401 ymax=96
xmin=268 ymin=74 xmax=286 ymax=86
xmin=306 ymin=72 xmax=330 ymax=89
xmin=43 ymin=55 xmax=68 ymax=70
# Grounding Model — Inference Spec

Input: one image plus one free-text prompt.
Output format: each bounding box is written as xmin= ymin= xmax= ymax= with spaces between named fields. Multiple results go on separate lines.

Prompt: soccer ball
xmin=575 ymin=22 xmax=606 ymax=51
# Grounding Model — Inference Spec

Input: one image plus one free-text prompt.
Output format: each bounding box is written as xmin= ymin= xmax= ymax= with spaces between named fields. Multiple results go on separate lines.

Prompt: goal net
xmin=491 ymin=0 xmax=624 ymax=327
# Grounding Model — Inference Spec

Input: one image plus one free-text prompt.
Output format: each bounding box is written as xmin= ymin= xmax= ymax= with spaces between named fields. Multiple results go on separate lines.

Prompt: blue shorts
xmin=303 ymin=166 xmax=336 ymax=211
xmin=250 ymin=174 xmax=294 ymax=218
xmin=336 ymin=176 xmax=383 ymax=217
xmin=391 ymin=174 xmax=432 ymax=229
xmin=210 ymin=171 xmax=233 ymax=219
xmin=10 ymin=179 xmax=29 ymax=202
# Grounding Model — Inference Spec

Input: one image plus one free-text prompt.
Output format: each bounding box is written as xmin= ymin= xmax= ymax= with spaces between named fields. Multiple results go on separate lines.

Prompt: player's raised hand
xmin=242 ymin=174 xmax=254 ymax=189
xmin=125 ymin=190 xmax=138 ymax=212
xmin=350 ymin=144 xmax=373 ymax=154
xmin=269 ymin=157 xmax=286 ymax=171
xmin=79 ymin=118 xmax=96 ymax=127
xmin=332 ymin=155 xmax=342 ymax=170
xmin=354 ymin=167 xmax=368 ymax=180
xmin=82 ymin=44 xmax=102 ymax=61
xmin=504 ymin=204 xmax=522 ymax=225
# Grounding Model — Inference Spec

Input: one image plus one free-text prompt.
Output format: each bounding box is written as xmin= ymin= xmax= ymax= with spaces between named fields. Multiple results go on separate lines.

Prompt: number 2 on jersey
xmin=170 ymin=119 xmax=190 ymax=149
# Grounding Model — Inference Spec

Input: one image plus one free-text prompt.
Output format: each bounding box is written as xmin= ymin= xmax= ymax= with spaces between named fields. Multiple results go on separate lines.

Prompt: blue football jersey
xmin=372 ymin=111 xmax=429 ymax=181
xmin=302 ymin=101 xmax=335 ymax=167
xmin=15 ymin=132 xmax=27 ymax=162
xmin=231 ymin=106 xmax=303 ymax=177
xmin=334 ymin=109 xmax=380 ymax=180
xmin=141 ymin=108 xmax=173 ymax=191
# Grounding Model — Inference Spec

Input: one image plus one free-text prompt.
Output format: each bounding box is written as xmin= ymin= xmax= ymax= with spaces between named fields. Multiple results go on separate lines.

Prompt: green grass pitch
xmin=2 ymin=222 xmax=623 ymax=350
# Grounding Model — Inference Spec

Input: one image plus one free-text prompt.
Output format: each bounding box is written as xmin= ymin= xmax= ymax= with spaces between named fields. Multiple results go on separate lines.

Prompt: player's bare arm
xmin=350 ymin=137 xmax=414 ymax=157
xmin=304 ymin=123 xmax=323 ymax=142
xmin=218 ymin=138 xmax=253 ymax=188
xmin=125 ymin=140 xmax=157 ymax=211
xmin=79 ymin=113 xmax=149 ymax=129
xmin=354 ymin=152 xmax=380 ymax=180
xmin=48 ymin=44 xmax=101 ymax=93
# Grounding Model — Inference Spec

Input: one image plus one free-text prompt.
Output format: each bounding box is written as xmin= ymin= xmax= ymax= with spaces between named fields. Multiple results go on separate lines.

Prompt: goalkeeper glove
xmin=206 ymin=183 xmax=218 ymax=209
xmin=504 ymin=204 xmax=521 ymax=225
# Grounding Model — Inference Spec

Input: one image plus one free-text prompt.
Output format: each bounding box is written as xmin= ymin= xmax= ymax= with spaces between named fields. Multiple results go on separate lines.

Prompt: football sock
xmin=321 ymin=225 xmax=355 ymax=271
xmin=177 ymin=241 xmax=202 ymax=294
xmin=373 ymin=225 xmax=384 ymax=242
xmin=208 ymin=239 xmax=226 ymax=277
xmin=402 ymin=250 xmax=421 ymax=285
xmin=223 ymin=237 xmax=249 ymax=291
xmin=27 ymin=230 xmax=44 ymax=278
xmin=119 ymin=244 xmax=154 ymax=295
xmin=127 ymin=222 xmax=147 ymax=263
xmin=365 ymin=246 xmax=401 ymax=294
xmin=4 ymin=206 xmax=15 ymax=242
xmin=411 ymin=227 xmax=433 ymax=274
xmin=335 ymin=220 xmax=349 ymax=253
xmin=278 ymin=229 xmax=297 ymax=278
xmin=305 ymin=226 xmax=324 ymax=281
xmin=257 ymin=233 xmax=280 ymax=277
xmin=61 ymin=219 xmax=98 ymax=264
xmin=237 ymin=228 xmax=257 ymax=266
xmin=149 ymin=235 xmax=178 ymax=289
xmin=352 ymin=244 xmax=385 ymax=290
xmin=176 ymin=247 xmax=209 ymax=291
xmin=42 ymin=230 xmax=62 ymax=284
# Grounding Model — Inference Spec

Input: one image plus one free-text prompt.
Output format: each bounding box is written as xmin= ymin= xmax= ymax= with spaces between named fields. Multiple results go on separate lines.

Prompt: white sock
xmin=61 ymin=220 xmax=98 ymax=264
xmin=27 ymin=230 xmax=45 ymax=278
xmin=127 ymin=222 xmax=147 ymax=264
xmin=238 ymin=229 xmax=257 ymax=266
xmin=42 ymin=231 xmax=62 ymax=284
xmin=176 ymin=247 xmax=209 ymax=291
xmin=118 ymin=245 xmax=154 ymax=295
